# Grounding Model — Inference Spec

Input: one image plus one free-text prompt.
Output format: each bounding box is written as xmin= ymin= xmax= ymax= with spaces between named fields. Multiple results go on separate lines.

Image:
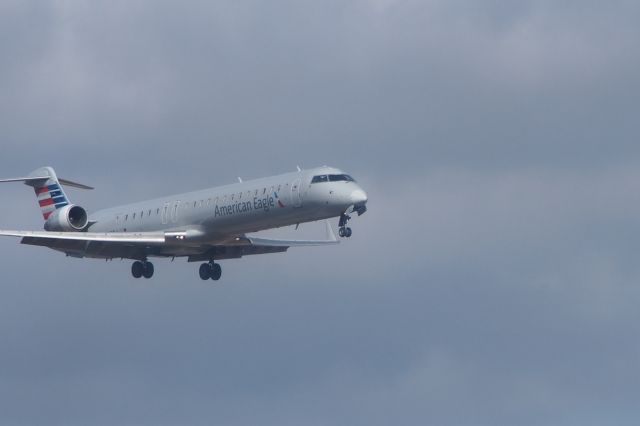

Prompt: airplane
xmin=0 ymin=166 xmax=368 ymax=280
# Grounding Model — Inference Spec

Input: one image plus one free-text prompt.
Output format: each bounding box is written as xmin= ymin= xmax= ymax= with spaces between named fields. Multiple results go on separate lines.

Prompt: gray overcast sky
xmin=1 ymin=1 xmax=640 ymax=425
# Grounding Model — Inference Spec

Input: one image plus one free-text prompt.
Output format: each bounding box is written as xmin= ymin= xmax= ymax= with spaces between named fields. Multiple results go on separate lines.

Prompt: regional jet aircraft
xmin=0 ymin=166 xmax=368 ymax=280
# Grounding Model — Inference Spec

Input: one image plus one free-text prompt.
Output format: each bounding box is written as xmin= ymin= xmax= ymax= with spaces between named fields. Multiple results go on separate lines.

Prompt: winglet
xmin=325 ymin=220 xmax=338 ymax=242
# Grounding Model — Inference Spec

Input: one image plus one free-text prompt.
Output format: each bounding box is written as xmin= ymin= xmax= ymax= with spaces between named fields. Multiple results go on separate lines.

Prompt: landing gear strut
xmin=131 ymin=260 xmax=154 ymax=279
xmin=199 ymin=261 xmax=222 ymax=281
xmin=338 ymin=213 xmax=353 ymax=238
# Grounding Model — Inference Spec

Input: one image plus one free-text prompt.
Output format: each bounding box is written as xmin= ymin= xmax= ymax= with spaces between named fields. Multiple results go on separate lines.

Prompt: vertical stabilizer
xmin=26 ymin=167 xmax=71 ymax=220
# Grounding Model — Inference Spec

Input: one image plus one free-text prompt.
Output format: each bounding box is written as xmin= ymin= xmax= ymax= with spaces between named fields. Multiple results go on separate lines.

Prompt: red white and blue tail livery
xmin=30 ymin=168 xmax=70 ymax=219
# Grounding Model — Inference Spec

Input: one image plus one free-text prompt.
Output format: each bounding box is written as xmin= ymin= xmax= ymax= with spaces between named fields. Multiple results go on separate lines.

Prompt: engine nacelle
xmin=44 ymin=205 xmax=89 ymax=232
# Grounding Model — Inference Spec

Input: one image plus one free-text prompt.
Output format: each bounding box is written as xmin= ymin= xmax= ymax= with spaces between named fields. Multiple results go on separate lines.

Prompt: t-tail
xmin=0 ymin=166 xmax=93 ymax=220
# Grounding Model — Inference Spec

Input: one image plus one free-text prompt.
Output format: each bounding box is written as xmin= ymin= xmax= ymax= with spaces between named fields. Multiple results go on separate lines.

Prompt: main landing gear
xmin=131 ymin=260 xmax=154 ymax=279
xmin=199 ymin=261 xmax=222 ymax=281
xmin=338 ymin=213 xmax=353 ymax=238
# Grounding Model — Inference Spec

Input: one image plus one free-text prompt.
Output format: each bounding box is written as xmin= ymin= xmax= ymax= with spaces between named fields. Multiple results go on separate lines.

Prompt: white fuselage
xmin=89 ymin=166 xmax=367 ymax=243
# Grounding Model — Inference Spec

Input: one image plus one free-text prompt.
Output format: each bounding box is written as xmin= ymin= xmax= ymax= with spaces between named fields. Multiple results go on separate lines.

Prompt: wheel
xmin=345 ymin=227 xmax=352 ymax=238
xmin=199 ymin=263 xmax=211 ymax=280
xmin=131 ymin=261 xmax=143 ymax=278
xmin=210 ymin=263 xmax=222 ymax=281
xmin=339 ymin=227 xmax=345 ymax=237
xmin=142 ymin=262 xmax=154 ymax=279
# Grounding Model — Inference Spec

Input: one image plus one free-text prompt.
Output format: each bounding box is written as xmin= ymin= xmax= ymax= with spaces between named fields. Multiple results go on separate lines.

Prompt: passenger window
xmin=263 ymin=188 xmax=266 ymax=194
xmin=133 ymin=213 xmax=136 ymax=219
xmin=125 ymin=214 xmax=128 ymax=221
xmin=157 ymin=208 xmax=160 ymax=215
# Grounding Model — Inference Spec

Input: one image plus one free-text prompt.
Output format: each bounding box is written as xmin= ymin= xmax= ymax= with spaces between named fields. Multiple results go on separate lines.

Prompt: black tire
xmin=199 ymin=263 xmax=211 ymax=280
xmin=131 ymin=261 xmax=143 ymax=279
xmin=210 ymin=263 xmax=222 ymax=281
xmin=142 ymin=262 xmax=154 ymax=279
xmin=345 ymin=227 xmax=352 ymax=238
xmin=339 ymin=227 xmax=345 ymax=237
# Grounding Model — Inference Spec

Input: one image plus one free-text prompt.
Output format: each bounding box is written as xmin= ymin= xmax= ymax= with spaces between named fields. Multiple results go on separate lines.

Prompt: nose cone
xmin=350 ymin=189 xmax=368 ymax=205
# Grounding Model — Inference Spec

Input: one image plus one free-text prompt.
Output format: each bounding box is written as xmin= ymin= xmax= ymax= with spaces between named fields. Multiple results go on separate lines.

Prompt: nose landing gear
xmin=199 ymin=261 xmax=222 ymax=281
xmin=338 ymin=213 xmax=353 ymax=238
xmin=338 ymin=227 xmax=352 ymax=238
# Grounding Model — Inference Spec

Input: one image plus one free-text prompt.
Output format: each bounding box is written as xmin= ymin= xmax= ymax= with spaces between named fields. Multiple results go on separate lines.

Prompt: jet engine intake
xmin=44 ymin=205 xmax=89 ymax=232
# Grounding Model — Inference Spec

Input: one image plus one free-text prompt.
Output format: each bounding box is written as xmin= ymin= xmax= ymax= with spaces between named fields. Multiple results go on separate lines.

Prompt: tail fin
xmin=30 ymin=167 xmax=72 ymax=220
xmin=0 ymin=167 xmax=93 ymax=220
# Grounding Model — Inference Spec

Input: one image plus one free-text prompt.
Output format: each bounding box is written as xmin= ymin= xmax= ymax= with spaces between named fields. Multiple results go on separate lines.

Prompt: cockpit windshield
xmin=311 ymin=174 xmax=355 ymax=183
xmin=329 ymin=174 xmax=355 ymax=182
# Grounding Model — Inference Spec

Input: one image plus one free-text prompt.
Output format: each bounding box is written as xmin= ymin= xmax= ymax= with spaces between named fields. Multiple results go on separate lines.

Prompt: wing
xmin=0 ymin=229 xmax=166 ymax=244
xmin=243 ymin=220 xmax=339 ymax=247
xmin=0 ymin=221 xmax=338 ymax=261
xmin=187 ymin=221 xmax=339 ymax=262
xmin=0 ymin=229 xmax=179 ymax=260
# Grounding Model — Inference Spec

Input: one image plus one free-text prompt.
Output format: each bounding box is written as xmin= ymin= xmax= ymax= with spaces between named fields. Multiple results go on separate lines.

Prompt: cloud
xmin=1 ymin=1 xmax=640 ymax=425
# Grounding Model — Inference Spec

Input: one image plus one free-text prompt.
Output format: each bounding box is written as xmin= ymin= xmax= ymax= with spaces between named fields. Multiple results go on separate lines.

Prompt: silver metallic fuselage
xmin=89 ymin=166 xmax=368 ymax=245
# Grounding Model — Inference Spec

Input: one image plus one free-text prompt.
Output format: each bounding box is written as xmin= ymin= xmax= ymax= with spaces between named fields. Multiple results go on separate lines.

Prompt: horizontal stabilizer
xmin=0 ymin=176 xmax=49 ymax=184
xmin=58 ymin=178 xmax=94 ymax=190
xmin=0 ymin=176 xmax=93 ymax=190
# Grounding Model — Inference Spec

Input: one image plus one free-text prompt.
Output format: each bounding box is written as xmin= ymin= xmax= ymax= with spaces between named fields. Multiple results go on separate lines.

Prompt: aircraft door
xmin=291 ymin=178 xmax=302 ymax=208
xmin=162 ymin=202 xmax=170 ymax=225
xmin=171 ymin=201 xmax=180 ymax=223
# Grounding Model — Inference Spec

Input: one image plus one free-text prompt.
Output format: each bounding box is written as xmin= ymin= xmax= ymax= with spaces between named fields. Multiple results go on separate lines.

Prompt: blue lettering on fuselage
xmin=214 ymin=200 xmax=253 ymax=218
xmin=214 ymin=194 xmax=278 ymax=218
xmin=253 ymin=195 xmax=275 ymax=212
